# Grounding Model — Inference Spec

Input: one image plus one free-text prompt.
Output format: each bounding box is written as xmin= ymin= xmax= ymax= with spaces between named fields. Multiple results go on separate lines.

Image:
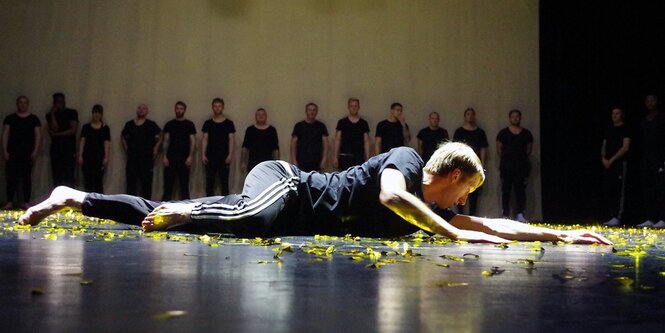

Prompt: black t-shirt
xmin=297 ymin=146 xmax=456 ymax=237
xmin=202 ymin=118 xmax=236 ymax=161
xmin=164 ymin=119 xmax=196 ymax=162
xmin=603 ymin=124 xmax=630 ymax=161
xmin=417 ymin=127 xmax=449 ymax=162
xmin=46 ymin=108 xmax=78 ymax=152
xmin=336 ymin=117 xmax=369 ymax=158
xmin=496 ymin=127 xmax=533 ymax=172
xmin=453 ymin=127 xmax=488 ymax=157
xmin=376 ymin=120 xmax=407 ymax=153
xmin=81 ymin=123 xmax=111 ymax=165
xmin=242 ymin=125 xmax=279 ymax=170
xmin=3 ymin=113 xmax=41 ymax=158
xmin=122 ymin=119 xmax=161 ymax=160
xmin=292 ymin=120 xmax=329 ymax=164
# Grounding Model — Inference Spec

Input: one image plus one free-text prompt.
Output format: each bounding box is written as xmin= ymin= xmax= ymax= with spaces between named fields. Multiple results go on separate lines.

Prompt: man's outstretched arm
xmin=448 ymin=214 xmax=613 ymax=245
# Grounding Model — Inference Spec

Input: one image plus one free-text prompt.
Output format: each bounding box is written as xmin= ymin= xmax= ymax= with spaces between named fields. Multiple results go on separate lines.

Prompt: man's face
xmin=255 ymin=109 xmax=267 ymax=124
xmin=306 ymin=105 xmax=318 ymax=121
xmin=645 ymin=95 xmax=658 ymax=111
xmin=17 ymin=97 xmax=29 ymax=113
xmin=390 ymin=106 xmax=403 ymax=119
xmin=212 ymin=102 xmax=224 ymax=116
xmin=464 ymin=110 xmax=476 ymax=123
xmin=428 ymin=113 xmax=440 ymax=128
xmin=175 ymin=104 xmax=186 ymax=119
xmin=434 ymin=173 xmax=480 ymax=209
xmin=348 ymin=100 xmax=360 ymax=116
xmin=611 ymin=108 xmax=624 ymax=124
xmin=53 ymin=96 xmax=65 ymax=110
xmin=509 ymin=112 xmax=521 ymax=126
xmin=136 ymin=104 xmax=149 ymax=118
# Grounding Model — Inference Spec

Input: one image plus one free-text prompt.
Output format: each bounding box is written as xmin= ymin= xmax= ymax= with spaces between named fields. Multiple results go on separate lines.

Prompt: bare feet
xmin=18 ymin=186 xmax=86 ymax=226
xmin=141 ymin=202 xmax=196 ymax=231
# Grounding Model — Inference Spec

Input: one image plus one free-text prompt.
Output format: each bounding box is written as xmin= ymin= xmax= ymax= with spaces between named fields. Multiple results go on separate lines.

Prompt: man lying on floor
xmin=19 ymin=142 xmax=611 ymax=244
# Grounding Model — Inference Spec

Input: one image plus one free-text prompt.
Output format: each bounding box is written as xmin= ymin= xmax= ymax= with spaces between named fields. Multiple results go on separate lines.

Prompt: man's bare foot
xmin=18 ymin=186 xmax=86 ymax=226
xmin=141 ymin=202 xmax=196 ymax=231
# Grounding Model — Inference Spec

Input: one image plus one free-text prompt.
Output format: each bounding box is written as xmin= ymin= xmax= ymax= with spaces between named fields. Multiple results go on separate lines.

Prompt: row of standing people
xmin=3 ymin=94 xmax=533 ymax=221
xmin=601 ymin=94 xmax=665 ymax=228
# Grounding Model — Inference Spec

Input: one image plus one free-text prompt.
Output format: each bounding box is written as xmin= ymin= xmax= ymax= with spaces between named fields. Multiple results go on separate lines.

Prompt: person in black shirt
xmin=162 ymin=101 xmax=196 ymax=201
xmin=375 ymin=102 xmax=411 ymax=154
xmin=601 ymin=107 xmax=631 ymax=227
xmin=21 ymin=142 xmax=612 ymax=246
xmin=333 ymin=98 xmax=370 ymax=170
xmin=201 ymin=97 xmax=236 ymax=196
xmin=46 ymin=92 xmax=78 ymax=187
xmin=290 ymin=102 xmax=329 ymax=172
xmin=2 ymin=96 xmax=42 ymax=209
xmin=496 ymin=109 xmax=533 ymax=222
xmin=121 ymin=104 xmax=162 ymax=200
xmin=416 ymin=111 xmax=448 ymax=163
xmin=241 ymin=108 xmax=279 ymax=173
xmin=77 ymin=104 xmax=111 ymax=193
xmin=453 ymin=108 xmax=488 ymax=216
xmin=635 ymin=95 xmax=665 ymax=228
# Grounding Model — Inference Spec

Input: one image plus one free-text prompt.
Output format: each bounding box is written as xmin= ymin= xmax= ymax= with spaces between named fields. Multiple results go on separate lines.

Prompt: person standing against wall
xmin=496 ymin=109 xmax=533 ymax=222
xmin=2 ymin=96 xmax=42 ymax=209
xmin=162 ymin=101 xmax=196 ymax=201
xmin=201 ymin=97 xmax=235 ymax=196
xmin=46 ymin=92 xmax=78 ymax=187
xmin=78 ymin=104 xmax=110 ymax=193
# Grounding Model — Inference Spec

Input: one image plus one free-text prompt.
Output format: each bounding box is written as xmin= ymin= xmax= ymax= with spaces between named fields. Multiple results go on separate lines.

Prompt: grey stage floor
xmin=1 ymin=210 xmax=664 ymax=333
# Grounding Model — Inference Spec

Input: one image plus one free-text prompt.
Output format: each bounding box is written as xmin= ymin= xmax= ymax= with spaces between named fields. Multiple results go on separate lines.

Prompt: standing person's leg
xmin=93 ymin=163 xmax=105 ymax=194
xmin=178 ymin=162 xmax=190 ymax=200
xmin=22 ymin=157 xmax=35 ymax=206
xmin=515 ymin=174 xmax=527 ymax=216
xmin=615 ymin=161 xmax=628 ymax=220
xmin=50 ymin=146 xmax=63 ymax=186
xmin=500 ymin=173 xmax=512 ymax=218
xmin=5 ymin=157 xmax=19 ymax=207
xmin=162 ymin=165 xmax=176 ymax=201
xmin=139 ymin=160 xmax=154 ymax=200
xmin=204 ymin=160 xmax=217 ymax=196
xmin=641 ymin=166 xmax=657 ymax=223
xmin=82 ymin=163 xmax=94 ymax=192
xmin=64 ymin=153 xmax=76 ymax=187
xmin=221 ymin=162 xmax=231 ymax=196
xmin=126 ymin=159 xmax=139 ymax=195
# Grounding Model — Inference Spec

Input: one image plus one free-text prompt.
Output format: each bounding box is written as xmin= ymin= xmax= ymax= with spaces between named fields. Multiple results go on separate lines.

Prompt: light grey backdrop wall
xmin=0 ymin=0 xmax=541 ymax=220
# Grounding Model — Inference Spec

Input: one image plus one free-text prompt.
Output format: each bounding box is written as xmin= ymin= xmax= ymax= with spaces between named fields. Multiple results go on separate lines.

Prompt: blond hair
xmin=424 ymin=141 xmax=485 ymax=188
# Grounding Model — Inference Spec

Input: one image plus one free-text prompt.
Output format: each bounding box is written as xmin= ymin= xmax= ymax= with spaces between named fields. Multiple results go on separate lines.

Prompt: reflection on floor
xmin=1 ymin=210 xmax=664 ymax=332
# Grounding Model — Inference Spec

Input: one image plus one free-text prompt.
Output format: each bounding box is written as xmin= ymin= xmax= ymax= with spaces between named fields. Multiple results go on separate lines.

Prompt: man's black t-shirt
xmin=336 ymin=117 xmax=369 ymax=158
xmin=121 ymin=119 xmax=161 ymax=161
xmin=46 ymin=108 xmax=78 ymax=153
xmin=603 ymin=124 xmax=630 ymax=161
xmin=202 ymin=118 xmax=236 ymax=161
xmin=453 ymin=127 xmax=488 ymax=157
xmin=242 ymin=125 xmax=279 ymax=170
xmin=496 ymin=127 xmax=533 ymax=173
xmin=3 ymin=113 xmax=41 ymax=158
xmin=376 ymin=120 xmax=407 ymax=153
xmin=164 ymin=119 xmax=196 ymax=162
xmin=417 ymin=127 xmax=449 ymax=162
xmin=292 ymin=120 xmax=329 ymax=164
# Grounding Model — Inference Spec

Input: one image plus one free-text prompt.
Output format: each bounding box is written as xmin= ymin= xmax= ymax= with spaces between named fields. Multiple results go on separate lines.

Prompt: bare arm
xmin=77 ymin=136 xmax=86 ymax=165
xmin=201 ymin=132 xmax=209 ymax=165
xmin=479 ymin=147 xmax=487 ymax=166
xmin=374 ymin=136 xmax=382 ymax=156
xmin=416 ymin=138 xmax=424 ymax=157
xmin=379 ymin=168 xmax=508 ymax=243
xmin=226 ymin=132 xmax=235 ymax=164
xmin=608 ymin=138 xmax=630 ymax=165
xmin=32 ymin=125 xmax=42 ymax=161
xmin=2 ymin=124 xmax=9 ymax=160
xmin=290 ymin=136 xmax=298 ymax=165
xmin=526 ymin=142 xmax=533 ymax=156
xmin=363 ymin=133 xmax=371 ymax=161
xmin=496 ymin=140 xmax=503 ymax=158
xmin=103 ymin=139 xmax=110 ymax=167
xmin=240 ymin=147 xmax=249 ymax=173
xmin=162 ymin=132 xmax=170 ymax=166
xmin=448 ymin=214 xmax=612 ymax=244
xmin=272 ymin=148 xmax=280 ymax=160
xmin=185 ymin=134 xmax=195 ymax=166
xmin=402 ymin=123 xmax=411 ymax=145
xmin=153 ymin=132 xmax=163 ymax=159
xmin=333 ymin=130 xmax=341 ymax=168
xmin=320 ymin=135 xmax=328 ymax=170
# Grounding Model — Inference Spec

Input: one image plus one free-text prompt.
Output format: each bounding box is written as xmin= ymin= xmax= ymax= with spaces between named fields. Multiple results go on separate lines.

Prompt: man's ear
xmin=450 ymin=168 xmax=462 ymax=182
